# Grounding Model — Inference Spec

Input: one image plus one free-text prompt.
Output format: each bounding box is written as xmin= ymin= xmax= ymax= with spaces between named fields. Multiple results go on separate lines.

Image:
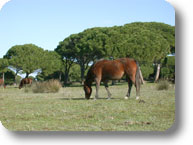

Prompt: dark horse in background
xmin=19 ymin=78 xmax=33 ymax=89
xmin=83 ymin=58 xmax=143 ymax=100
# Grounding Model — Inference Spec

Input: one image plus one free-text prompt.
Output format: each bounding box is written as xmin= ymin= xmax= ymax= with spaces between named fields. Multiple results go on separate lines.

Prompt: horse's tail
xmin=135 ymin=61 xmax=144 ymax=85
xmin=134 ymin=61 xmax=142 ymax=99
xmin=135 ymin=61 xmax=144 ymax=96
xmin=135 ymin=61 xmax=141 ymax=88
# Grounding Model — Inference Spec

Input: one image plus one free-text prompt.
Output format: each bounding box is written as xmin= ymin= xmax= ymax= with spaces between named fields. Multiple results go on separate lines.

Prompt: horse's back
xmin=86 ymin=58 xmax=138 ymax=81
xmin=20 ymin=78 xmax=32 ymax=85
xmin=26 ymin=78 xmax=32 ymax=84
xmin=91 ymin=59 xmax=125 ymax=80
xmin=119 ymin=58 xmax=137 ymax=72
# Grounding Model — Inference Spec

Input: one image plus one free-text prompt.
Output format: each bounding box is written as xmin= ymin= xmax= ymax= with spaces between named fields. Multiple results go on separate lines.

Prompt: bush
xmin=157 ymin=80 xmax=169 ymax=90
xmin=32 ymin=79 xmax=62 ymax=93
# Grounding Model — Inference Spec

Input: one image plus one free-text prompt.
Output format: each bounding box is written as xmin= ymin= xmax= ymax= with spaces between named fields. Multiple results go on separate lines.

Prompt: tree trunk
xmin=59 ymin=71 xmax=62 ymax=81
xmin=2 ymin=72 xmax=5 ymax=90
xmin=63 ymin=59 xmax=74 ymax=86
xmin=14 ymin=71 xmax=18 ymax=85
xmin=14 ymin=75 xmax=17 ymax=86
xmin=80 ymin=64 xmax=85 ymax=85
xmin=64 ymin=72 xmax=69 ymax=86
xmin=26 ymin=73 xmax=29 ymax=78
xmin=154 ymin=63 xmax=161 ymax=82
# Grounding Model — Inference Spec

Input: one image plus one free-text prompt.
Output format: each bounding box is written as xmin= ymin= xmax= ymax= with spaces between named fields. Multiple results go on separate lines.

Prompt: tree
xmin=56 ymin=28 xmax=107 ymax=84
xmin=143 ymin=22 xmax=175 ymax=54
xmin=117 ymin=22 xmax=173 ymax=81
xmin=55 ymin=35 xmax=77 ymax=84
xmin=4 ymin=70 xmax=15 ymax=85
xmin=35 ymin=50 xmax=63 ymax=82
xmin=69 ymin=64 xmax=81 ymax=82
xmin=0 ymin=58 xmax=9 ymax=86
xmin=74 ymin=28 xmax=107 ymax=83
xmin=40 ymin=50 xmax=63 ymax=79
xmin=56 ymin=22 xmax=175 ymax=83
xmin=4 ymin=44 xmax=45 ymax=78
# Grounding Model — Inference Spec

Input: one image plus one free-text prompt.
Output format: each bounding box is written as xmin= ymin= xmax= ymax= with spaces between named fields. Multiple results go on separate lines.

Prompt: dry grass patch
xmin=32 ymin=79 xmax=62 ymax=93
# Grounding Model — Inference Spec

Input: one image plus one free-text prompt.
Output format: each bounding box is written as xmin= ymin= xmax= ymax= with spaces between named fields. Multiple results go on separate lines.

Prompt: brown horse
xmin=0 ymin=79 xmax=6 ymax=88
xmin=83 ymin=58 xmax=143 ymax=100
xmin=19 ymin=78 xmax=33 ymax=89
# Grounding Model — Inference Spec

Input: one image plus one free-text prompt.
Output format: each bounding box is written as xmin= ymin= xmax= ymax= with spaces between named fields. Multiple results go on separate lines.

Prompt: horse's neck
xmin=19 ymin=83 xmax=23 ymax=87
xmin=85 ymin=79 xmax=92 ymax=86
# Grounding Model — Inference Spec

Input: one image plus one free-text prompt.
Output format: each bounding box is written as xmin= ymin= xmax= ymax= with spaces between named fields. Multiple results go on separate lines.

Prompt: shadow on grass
xmin=63 ymin=82 xmax=129 ymax=88
xmin=60 ymin=97 xmax=122 ymax=101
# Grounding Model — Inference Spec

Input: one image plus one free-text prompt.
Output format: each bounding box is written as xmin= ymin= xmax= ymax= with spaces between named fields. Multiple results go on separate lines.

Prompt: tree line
xmin=0 ymin=22 xmax=175 ymax=85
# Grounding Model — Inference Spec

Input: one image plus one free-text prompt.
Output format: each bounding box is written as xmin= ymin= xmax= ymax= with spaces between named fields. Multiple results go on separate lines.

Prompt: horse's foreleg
xmin=104 ymin=81 xmax=111 ymax=99
xmin=95 ymin=78 xmax=101 ymax=100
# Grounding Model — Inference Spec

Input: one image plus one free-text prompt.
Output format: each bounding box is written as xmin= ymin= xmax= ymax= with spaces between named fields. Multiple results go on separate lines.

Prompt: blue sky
xmin=0 ymin=0 xmax=175 ymax=58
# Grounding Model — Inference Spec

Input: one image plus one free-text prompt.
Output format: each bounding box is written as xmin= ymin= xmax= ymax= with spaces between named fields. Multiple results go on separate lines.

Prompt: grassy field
xmin=0 ymin=82 xmax=175 ymax=131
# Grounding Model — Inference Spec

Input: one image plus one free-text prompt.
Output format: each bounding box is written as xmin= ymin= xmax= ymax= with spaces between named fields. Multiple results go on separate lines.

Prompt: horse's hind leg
xmin=126 ymin=74 xmax=140 ymax=100
xmin=104 ymin=80 xmax=111 ymax=99
xmin=130 ymin=74 xmax=140 ymax=100
xmin=125 ymin=76 xmax=133 ymax=99
xmin=135 ymin=78 xmax=140 ymax=100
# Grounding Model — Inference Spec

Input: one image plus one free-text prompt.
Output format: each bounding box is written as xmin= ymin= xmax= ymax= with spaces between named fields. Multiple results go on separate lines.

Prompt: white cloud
xmin=0 ymin=0 xmax=10 ymax=11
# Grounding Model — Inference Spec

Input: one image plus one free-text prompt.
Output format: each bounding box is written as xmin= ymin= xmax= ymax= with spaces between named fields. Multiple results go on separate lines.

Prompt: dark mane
xmin=85 ymin=59 xmax=108 ymax=82
xmin=85 ymin=63 xmax=95 ymax=83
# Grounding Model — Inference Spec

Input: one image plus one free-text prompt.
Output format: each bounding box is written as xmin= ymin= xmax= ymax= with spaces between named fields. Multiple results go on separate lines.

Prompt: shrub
xmin=32 ymin=79 xmax=62 ymax=93
xmin=157 ymin=80 xmax=169 ymax=90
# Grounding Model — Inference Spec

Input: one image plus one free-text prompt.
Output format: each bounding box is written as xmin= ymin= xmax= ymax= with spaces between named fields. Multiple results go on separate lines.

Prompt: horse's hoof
xmin=94 ymin=97 xmax=98 ymax=100
xmin=124 ymin=96 xmax=128 ymax=100
xmin=136 ymin=96 xmax=140 ymax=100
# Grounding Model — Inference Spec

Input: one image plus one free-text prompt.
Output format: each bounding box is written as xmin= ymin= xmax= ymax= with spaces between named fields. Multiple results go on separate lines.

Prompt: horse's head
xmin=19 ymin=85 xmax=22 ymax=89
xmin=19 ymin=79 xmax=23 ymax=89
xmin=83 ymin=81 xmax=92 ymax=99
xmin=19 ymin=82 xmax=22 ymax=89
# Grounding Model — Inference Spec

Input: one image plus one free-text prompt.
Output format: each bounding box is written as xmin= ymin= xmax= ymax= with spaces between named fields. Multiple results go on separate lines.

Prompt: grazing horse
xmin=83 ymin=58 xmax=143 ymax=100
xmin=0 ymin=79 xmax=6 ymax=88
xmin=19 ymin=78 xmax=33 ymax=89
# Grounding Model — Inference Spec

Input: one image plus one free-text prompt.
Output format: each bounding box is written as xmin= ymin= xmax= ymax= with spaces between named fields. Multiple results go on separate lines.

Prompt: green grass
xmin=0 ymin=82 xmax=175 ymax=131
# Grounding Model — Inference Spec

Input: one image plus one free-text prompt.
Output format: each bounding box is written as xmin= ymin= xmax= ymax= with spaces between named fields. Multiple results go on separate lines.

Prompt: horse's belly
xmin=102 ymin=70 xmax=124 ymax=80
